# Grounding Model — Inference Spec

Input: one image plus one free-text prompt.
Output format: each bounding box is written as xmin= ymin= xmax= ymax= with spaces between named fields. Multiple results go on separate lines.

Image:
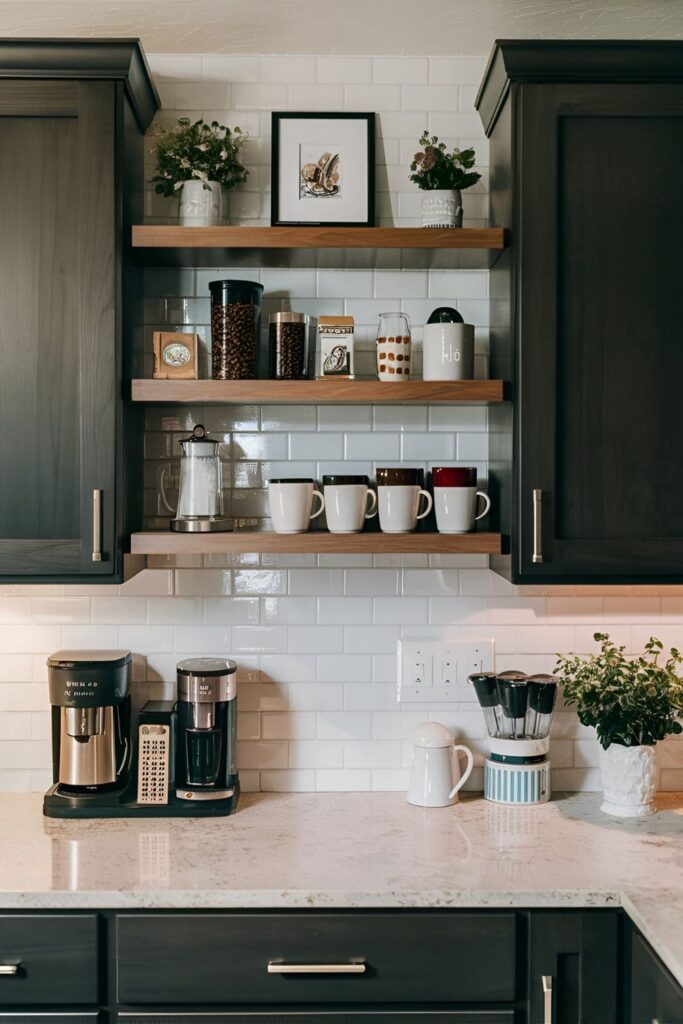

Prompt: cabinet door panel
xmin=0 ymin=80 xmax=115 ymax=576
xmin=517 ymin=83 xmax=683 ymax=581
xmin=529 ymin=911 xmax=620 ymax=1024
xmin=631 ymin=929 xmax=683 ymax=1024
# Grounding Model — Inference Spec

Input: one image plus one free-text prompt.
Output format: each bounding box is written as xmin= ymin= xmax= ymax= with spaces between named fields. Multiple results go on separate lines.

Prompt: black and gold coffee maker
xmin=43 ymin=651 xmax=239 ymax=819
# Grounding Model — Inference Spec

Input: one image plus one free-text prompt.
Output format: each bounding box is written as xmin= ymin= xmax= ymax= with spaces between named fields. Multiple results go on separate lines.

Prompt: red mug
xmin=432 ymin=467 xmax=491 ymax=533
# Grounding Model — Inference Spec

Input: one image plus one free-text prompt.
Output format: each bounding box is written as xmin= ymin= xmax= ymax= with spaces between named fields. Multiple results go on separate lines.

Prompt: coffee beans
xmin=270 ymin=320 xmax=306 ymax=379
xmin=211 ymin=301 xmax=258 ymax=379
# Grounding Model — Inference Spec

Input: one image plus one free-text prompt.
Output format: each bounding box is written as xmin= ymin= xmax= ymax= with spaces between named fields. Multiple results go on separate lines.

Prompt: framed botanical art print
xmin=271 ymin=112 xmax=375 ymax=227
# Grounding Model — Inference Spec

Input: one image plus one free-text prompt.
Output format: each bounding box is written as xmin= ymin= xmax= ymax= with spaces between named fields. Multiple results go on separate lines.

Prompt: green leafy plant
xmin=555 ymin=633 xmax=683 ymax=750
xmin=151 ymin=117 xmax=248 ymax=198
xmin=409 ymin=132 xmax=481 ymax=191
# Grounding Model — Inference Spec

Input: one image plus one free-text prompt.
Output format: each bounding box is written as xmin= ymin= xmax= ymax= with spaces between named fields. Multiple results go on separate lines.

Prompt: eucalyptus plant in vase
xmin=410 ymin=132 xmax=481 ymax=228
xmin=151 ymin=117 xmax=248 ymax=226
xmin=556 ymin=633 xmax=683 ymax=817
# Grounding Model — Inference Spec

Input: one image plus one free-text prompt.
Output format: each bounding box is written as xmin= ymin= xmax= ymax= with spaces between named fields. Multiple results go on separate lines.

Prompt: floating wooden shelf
xmin=130 ymin=379 xmax=505 ymax=405
xmin=133 ymin=225 xmax=506 ymax=250
xmin=131 ymin=225 xmax=507 ymax=269
xmin=131 ymin=531 xmax=503 ymax=556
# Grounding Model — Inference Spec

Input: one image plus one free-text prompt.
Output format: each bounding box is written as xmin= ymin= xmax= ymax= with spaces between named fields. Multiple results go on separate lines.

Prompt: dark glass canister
xmin=209 ymin=279 xmax=264 ymax=380
xmin=269 ymin=311 xmax=308 ymax=379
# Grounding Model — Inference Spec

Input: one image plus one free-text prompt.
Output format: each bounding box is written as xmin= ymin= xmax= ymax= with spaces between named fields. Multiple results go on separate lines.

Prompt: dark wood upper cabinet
xmin=478 ymin=41 xmax=683 ymax=583
xmin=0 ymin=42 xmax=158 ymax=581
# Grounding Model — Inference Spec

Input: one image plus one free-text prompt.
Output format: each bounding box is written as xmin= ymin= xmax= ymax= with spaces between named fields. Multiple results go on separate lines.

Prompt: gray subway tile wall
xmin=1 ymin=53 xmax=682 ymax=793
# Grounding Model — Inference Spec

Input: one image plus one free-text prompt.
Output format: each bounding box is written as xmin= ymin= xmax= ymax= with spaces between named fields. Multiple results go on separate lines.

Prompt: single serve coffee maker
xmin=43 ymin=651 xmax=239 ymax=819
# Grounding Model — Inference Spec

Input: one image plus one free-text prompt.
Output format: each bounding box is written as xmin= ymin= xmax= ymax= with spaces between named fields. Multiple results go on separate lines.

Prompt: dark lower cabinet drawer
xmin=0 ymin=914 xmax=99 ymax=1005
xmin=116 ymin=913 xmax=517 ymax=1005
xmin=0 ymin=1017 xmax=100 ymax=1023
xmin=117 ymin=1014 xmax=514 ymax=1023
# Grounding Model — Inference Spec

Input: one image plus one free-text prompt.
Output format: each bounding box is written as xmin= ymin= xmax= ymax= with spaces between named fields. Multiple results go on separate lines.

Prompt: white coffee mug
xmin=323 ymin=477 xmax=377 ymax=534
xmin=434 ymin=487 xmax=491 ymax=534
xmin=378 ymin=485 xmax=433 ymax=533
xmin=268 ymin=479 xmax=325 ymax=534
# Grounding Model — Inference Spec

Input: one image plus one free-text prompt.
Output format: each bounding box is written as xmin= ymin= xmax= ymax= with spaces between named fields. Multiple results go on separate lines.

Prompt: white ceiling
xmin=1 ymin=0 xmax=681 ymax=55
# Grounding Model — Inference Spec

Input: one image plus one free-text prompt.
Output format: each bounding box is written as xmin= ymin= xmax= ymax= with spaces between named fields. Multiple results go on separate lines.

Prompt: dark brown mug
xmin=376 ymin=467 xmax=425 ymax=487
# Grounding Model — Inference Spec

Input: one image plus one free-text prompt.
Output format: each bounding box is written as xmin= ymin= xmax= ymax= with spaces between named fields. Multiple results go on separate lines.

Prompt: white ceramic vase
xmin=421 ymin=189 xmax=463 ymax=228
xmin=599 ymin=743 xmax=656 ymax=817
xmin=179 ymin=179 xmax=223 ymax=226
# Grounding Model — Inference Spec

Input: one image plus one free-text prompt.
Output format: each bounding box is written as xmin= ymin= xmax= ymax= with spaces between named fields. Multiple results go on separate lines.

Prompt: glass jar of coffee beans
xmin=209 ymin=279 xmax=264 ymax=379
xmin=269 ymin=312 xmax=308 ymax=379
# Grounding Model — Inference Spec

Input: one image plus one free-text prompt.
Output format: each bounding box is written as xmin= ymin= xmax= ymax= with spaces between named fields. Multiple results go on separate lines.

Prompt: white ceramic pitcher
xmin=407 ymin=722 xmax=474 ymax=808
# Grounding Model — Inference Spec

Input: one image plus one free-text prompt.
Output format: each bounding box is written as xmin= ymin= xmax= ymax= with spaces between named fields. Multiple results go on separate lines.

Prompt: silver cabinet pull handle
xmin=532 ymin=488 xmax=543 ymax=564
xmin=0 ymin=965 xmax=19 ymax=976
xmin=92 ymin=488 xmax=102 ymax=562
xmin=542 ymin=974 xmax=553 ymax=1024
xmin=268 ymin=962 xmax=366 ymax=975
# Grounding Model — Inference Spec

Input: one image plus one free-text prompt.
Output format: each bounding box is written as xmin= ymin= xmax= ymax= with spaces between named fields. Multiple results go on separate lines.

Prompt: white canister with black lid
xmin=422 ymin=306 xmax=474 ymax=381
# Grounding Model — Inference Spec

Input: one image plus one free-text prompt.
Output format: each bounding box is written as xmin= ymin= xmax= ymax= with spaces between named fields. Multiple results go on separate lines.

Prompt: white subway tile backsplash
xmin=260 ymin=769 xmax=316 ymax=792
xmin=232 ymin=82 xmax=288 ymax=109
xmin=201 ymin=54 xmax=261 ymax=82
xmin=317 ymin=711 xmax=372 ymax=741
xmin=288 ymin=82 xmax=345 ymax=109
xmin=290 ymin=433 xmax=344 ymax=460
xmin=374 ymin=56 xmax=428 ymax=84
xmin=401 ymin=84 xmax=459 ymax=112
xmin=315 ymin=769 xmax=372 ymax=791
xmin=345 ymin=84 xmax=401 ymax=111
xmin=260 ymin=55 xmax=317 ymax=82
xmin=262 ymin=712 xmax=316 ymax=740
xmin=318 ymin=56 xmax=373 ymax=84
xmin=0 ymin=51 xmax=664 ymax=797
xmin=345 ymin=433 xmax=400 ymax=461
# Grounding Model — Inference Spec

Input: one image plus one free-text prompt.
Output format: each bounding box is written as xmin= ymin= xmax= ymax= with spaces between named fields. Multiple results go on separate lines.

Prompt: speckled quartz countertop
xmin=2 ymin=792 xmax=683 ymax=982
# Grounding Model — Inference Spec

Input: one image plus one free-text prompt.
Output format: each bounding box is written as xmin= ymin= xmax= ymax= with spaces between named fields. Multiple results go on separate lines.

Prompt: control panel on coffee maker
xmin=43 ymin=652 xmax=239 ymax=819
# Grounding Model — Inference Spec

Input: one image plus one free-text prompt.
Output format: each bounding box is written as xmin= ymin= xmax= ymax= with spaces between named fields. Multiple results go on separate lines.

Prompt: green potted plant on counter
xmin=410 ymin=131 xmax=481 ymax=228
xmin=151 ymin=117 xmax=248 ymax=226
xmin=556 ymin=633 xmax=683 ymax=817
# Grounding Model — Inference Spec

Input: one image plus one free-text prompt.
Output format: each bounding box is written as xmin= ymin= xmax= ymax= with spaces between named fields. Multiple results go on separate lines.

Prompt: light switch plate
xmin=397 ymin=638 xmax=495 ymax=703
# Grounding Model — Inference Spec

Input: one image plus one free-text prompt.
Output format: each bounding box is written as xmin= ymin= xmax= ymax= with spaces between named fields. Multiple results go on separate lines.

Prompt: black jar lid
xmin=323 ymin=475 xmax=370 ymax=486
xmin=268 ymin=478 xmax=316 ymax=484
xmin=427 ymin=306 xmax=464 ymax=324
xmin=209 ymin=279 xmax=264 ymax=304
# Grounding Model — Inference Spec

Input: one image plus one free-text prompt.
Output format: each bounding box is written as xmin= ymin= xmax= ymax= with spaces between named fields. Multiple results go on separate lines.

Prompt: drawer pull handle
xmin=268 ymin=962 xmax=366 ymax=975
xmin=0 ymin=965 xmax=19 ymax=976
xmin=542 ymin=974 xmax=553 ymax=1024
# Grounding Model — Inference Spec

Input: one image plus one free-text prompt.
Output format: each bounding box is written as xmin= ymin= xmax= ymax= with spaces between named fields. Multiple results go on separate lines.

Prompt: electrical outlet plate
xmin=397 ymin=639 xmax=495 ymax=703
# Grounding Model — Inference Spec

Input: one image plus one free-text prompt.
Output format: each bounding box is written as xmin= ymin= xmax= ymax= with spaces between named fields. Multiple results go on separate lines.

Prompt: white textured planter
xmin=179 ymin=180 xmax=223 ymax=226
xmin=421 ymin=189 xmax=463 ymax=228
xmin=599 ymin=743 xmax=656 ymax=817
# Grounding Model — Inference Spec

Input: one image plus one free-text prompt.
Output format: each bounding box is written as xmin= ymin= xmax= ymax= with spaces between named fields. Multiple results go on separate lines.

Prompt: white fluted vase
xmin=599 ymin=743 xmax=656 ymax=817
xmin=421 ymin=189 xmax=463 ymax=228
xmin=179 ymin=179 xmax=223 ymax=226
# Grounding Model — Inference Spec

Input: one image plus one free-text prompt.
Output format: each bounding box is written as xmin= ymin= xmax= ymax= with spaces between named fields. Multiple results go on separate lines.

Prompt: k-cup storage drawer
xmin=116 ymin=912 xmax=517 ymax=1005
xmin=0 ymin=914 xmax=99 ymax=1005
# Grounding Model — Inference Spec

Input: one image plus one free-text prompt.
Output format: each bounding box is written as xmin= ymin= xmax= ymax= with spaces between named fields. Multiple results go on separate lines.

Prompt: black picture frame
xmin=271 ymin=111 xmax=375 ymax=227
